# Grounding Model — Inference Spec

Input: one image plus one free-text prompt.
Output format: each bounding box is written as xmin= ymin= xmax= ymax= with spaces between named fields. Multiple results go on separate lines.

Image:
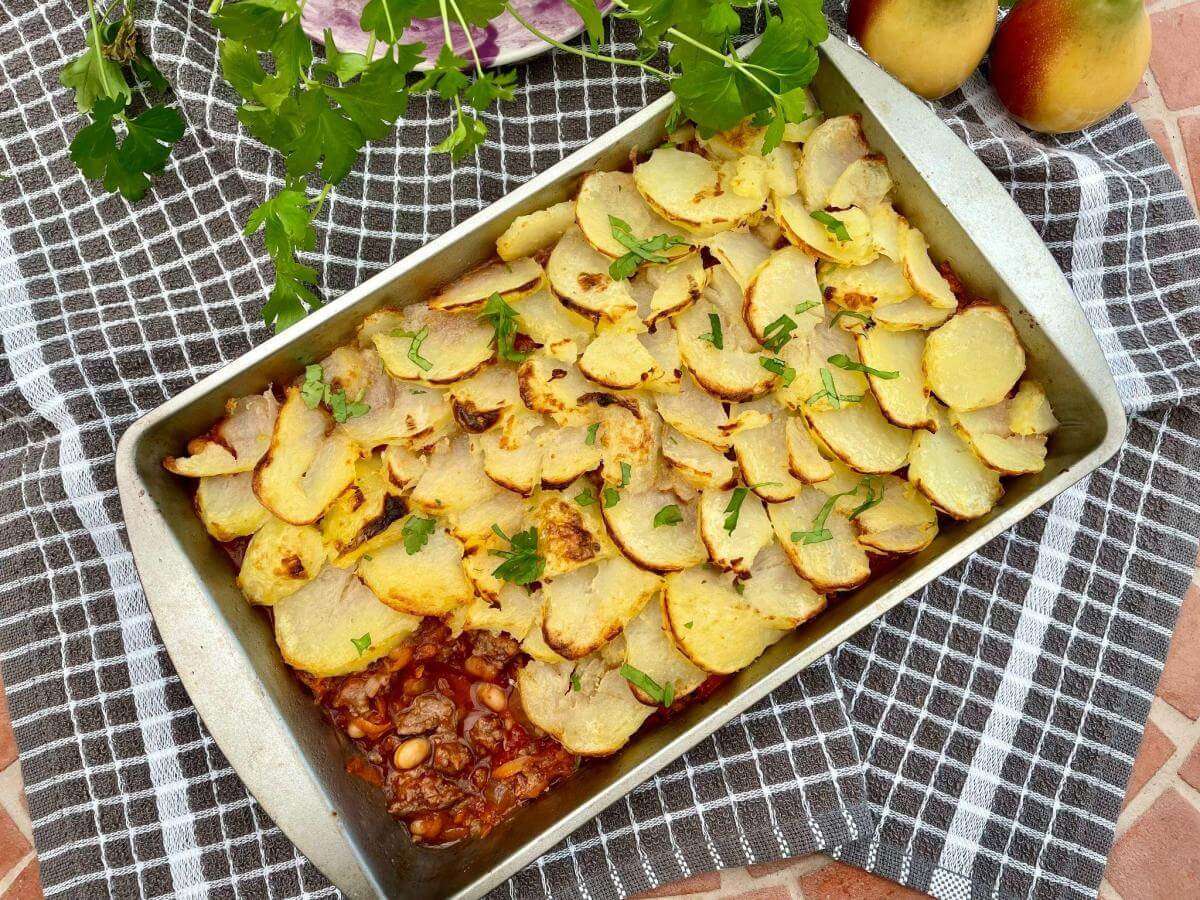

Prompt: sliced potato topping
xmin=784 ymin=415 xmax=835 ymax=484
xmin=804 ymin=394 xmax=911 ymax=474
xmin=867 ymin=202 xmax=906 ymax=261
xmin=576 ymin=170 xmax=688 ymax=259
xmin=852 ymin=475 xmax=938 ymax=555
xmin=547 ymin=226 xmax=639 ymax=321
xmin=195 ymin=472 xmax=270 ymax=542
xmin=871 ymin=294 xmax=953 ymax=331
xmin=641 ymin=253 xmax=707 ymax=325
xmin=320 ymin=454 xmax=409 ymax=567
xmin=237 ymin=517 xmax=327 ymax=606
xmin=705 ymin=230 xmax=771 ymax=290
xmin=508 ymin=288 xmax=594 ymax=361
xmin=539 ymin=424 xmax=602 ymax=487
xmin=655 ymin=373 xmax=738 ymax=449
xmin=517 ymin=353 xmax=592 ymax=425
xmin=409 ymin=435 xmax=499 ymax=515
xmin=577 ymin=327 xmax=658 ymax=390
xmin=532 ymin=486 xmax=613 ymax=579
xmin=357 ymin=518 xmax=474 ymax=615
xmin=676 ymin=300 xmax=775 ymax=402
xmin=924 ymin=304 xmax=1026 ymax=411
xmin=697 ymin=488 xmax=773 ymax=575
xmin=855 ymin=328 xmax=935 ymax=431
xmin=744 ymin=246 xmax=824 ymax=346
xmin=898 ymin=223 xmax=957 ymax=309
xmin=373 ymin=304 xmax=495 ymax=384
xmin=740 ymin=542 xmax=826 ymax=628
xmin=908 ymin=405 xmax=1003 ymax=520
xmin=164 ymin=391 xmax=278 ymax=477
xmin=826 ymin=155 xmax=893 ymax=211
xmin=661 ymin=428 xmax=739 ymax=490
xmin=474 ymin=408 xmax=544 ymax=496
xmin=634 ymin=147 xmax=766 ymax=236
xmin=463 ymin=584 xmax=540 ymax=641
xmin=1009 ymin=380 xmax=1059 ymax=436
xmin=729 ymin=399 xmax=803 ymax=502
xmin=622 ymin=600 xmax=708 ymax=704
xmin=767 ymin=490 xmax=871 ymax=592
xmin=445 ymin=365 xmax=522 ymax=434
xmin=602 ymin=488 xmax=707 ymax=573
xmin=819 ymin=256 xmax=912 ymax=312
xmin=326 ymin=349 xmax=453 ymax=450
xmin=429 ymin=256 xmax=545 ymax=312
xmin=541 ymin=556 xmax=660 ymax=659
xmin=663 ymin=566 xmax=784 ymax=673
xmin=950 ymin=403 xmax=1048 ymax=476
xmin=497 ymin=200 xmax=576 ymax=261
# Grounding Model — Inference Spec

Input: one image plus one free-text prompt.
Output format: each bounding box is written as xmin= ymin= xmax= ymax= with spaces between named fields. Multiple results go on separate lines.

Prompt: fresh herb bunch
xmin=61 ymin=0 xmax=827 ymax=332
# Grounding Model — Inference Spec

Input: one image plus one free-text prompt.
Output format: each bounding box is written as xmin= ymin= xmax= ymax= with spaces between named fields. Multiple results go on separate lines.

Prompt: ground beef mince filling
xmin=296 ymin=621 xmax=578 ymax=846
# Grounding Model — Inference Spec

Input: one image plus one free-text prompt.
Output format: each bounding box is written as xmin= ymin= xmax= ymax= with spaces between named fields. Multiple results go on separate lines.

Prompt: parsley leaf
xmin=794 ymin=300 xmax=822 ymax=316
xmin=403 ymin=515 xmax=437 ymax=554
xmin=351 ymin=632 xmax=373 ymax=655
xmin=806 ymin=367 xmax=864 ymax=409
xmin=761 ymin=314 xmax=798 ymax=353
xmin=479 ymin=292 xmax=529 ymax=362
xmin=392 ymin=327 xmax=434 ymax=371
xmin=60 ymin=13 xmax=131 ymax=114
xmin=607 ymin=215 xmax=690 ymax=280
xmin=699 ymin=313 xmax=724 ymax=350
xmin=574 ymin=489 xmax=596 ymax=506
xmin=326 ymin=387 xmax=370 ymax=423
xmin=619 ymin=461 xmax=632 ymax=488
xmin=828 ymin=353 xmax=899 ymax=380
xmin=570 ymin=671 xmax=582 ymax=691
xmin=829 ymin=309 xmax=871 ymax=328
xmin=602 ymin=487 xmax=621 ymax=508
xmin=565 ymin=0 xmax=606 ymax=50
xmin=760 ymin=356 xmax=796 ymax=386
xmin=619 ymin=663 xmax=673 ymax=707
xmin=790 ymin=476 xmax=884 ymax=544
xmin=490 ymin=525 xmax=546 ymax=585
xmin=585 ymin=422 xmax=600 ymax=446
xmin=810 ymin=210 xmax=851 ymax=243
xmin=723 ymin=486 xmax=753 ymax=534
xmin=300 ymin=364 xmax=327 ymax=408
xmin=654 ymin=504 xmax=683 ymax=527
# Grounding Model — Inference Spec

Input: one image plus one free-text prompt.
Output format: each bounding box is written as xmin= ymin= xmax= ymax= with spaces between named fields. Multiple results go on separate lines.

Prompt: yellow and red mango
xmin=989 ymin=0 xmax=1151 ymax=133
xmin=848 ymin=0 xmax=999 ymax=99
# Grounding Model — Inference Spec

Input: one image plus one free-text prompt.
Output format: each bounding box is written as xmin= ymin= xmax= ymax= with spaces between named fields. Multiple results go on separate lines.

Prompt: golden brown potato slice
xmin=508 ymin=288 xmax=595 ymax=361
xmin=253 ymin=387 xmax=360 ymax=525
xmin=538 ymin=424 xmax=602 ymax=487
xmin=662 ymin=566 xmax=784 ymax=673
xmin=655 ymin=373 xmax=738 ymax=449
xmin=496 ymin=201 xmax=576 ymax=261
xmin=541 ymin=556 xmax=660 ymax=659
xmin=641 ymin=253 xmax=707 ymax=325
xmin=855 ymin=328 xmax=935 ymax=430
xmin=776 ymin=197 xmax=876 ymax=266
xmin=320 ymin=454 xmax=409 ymax=567
xmin=767 ymin=490 xmax=871 ymax=592
xmin=575 ymin=170 xmax=689 ymax=259
xmin=819 ymin=256 xmax=913 ymax=312
xmin=274 ymin=566 xmax=421 ymax=677
xmin=634 ymin=147 xmax=767 ymax=236
xmin=521 ymin=599 xmax=568 ymax=664
xmin=852 ymin=475 xmax=939 ymax=555
xmin=743 ymin=247 xmax=824 ymax=348
xmin=463 ymin=584 xmax=540 ymax=641
xmin=661 ymin=428 xmax=739 ymax=490
xmin=804 ymin=394 xmax=912 ymax=474
xmin=775 ymin=316 xmax=867 ymax=411
xmin=950 ymin=403 xmax=1048 ymax=476
xmin=697 ymin=488 xmax=773 ymax=575
xmin=164 ymin=391 xmax=279 ymax=477
xmin=577 ymin=326 xmax=658 ymax=390
xmin=705 ymin=229 xmax=772 ymax=290
xmin=516 ymin=353 xmax=592 ymax=425
xmin=532 ymin=485 xmax=613 ymax=579
xmin=237 ymin=517 xmax=327 ymax=606
xmin=517 ymin=655 xmax=653 ymax=755
xmin=908 ymin=405 xmax=1003 ymax=519
xmin=428 ymin=256 xmax=545 ymax=312
xmin=676 ymin=300 xmax=776 ymax=402
xmin=739 ymin=542 xmax=826 ymax=628
xmin=871 ymin=295 xmax=953 ymax=331
xmin=546 ymin=226 xmax=639 ymax=321
xmin=640 ymin=323 xmax=683 ymax=393
xmin=1009 ymin=380 xmax=1059 ymax=436
xmin=195 ymin=472 xmax=270 ymax=541
xmin=784 ymin=416 xmax=835 ymax=484
xmin=373 ymin=304 xmax=495 ymax=385
xmin=601 ymin=488 xmax=707 ymax=573
xmin=729 ymin=399 xmax=803 ymax=502
xmin=867 ymin=202 xmax=906 ymax=261
xmin=474 ymin=408 xmax=544 ymax=496
xmin=409 ymin=435 xmax=499 ymax=516
xmin=357 ymin=518 xmax=474 ymax=615
xmin=827 ymin=154 xmax=892 ymax=210
xmin=622 ymin=599 xmax=708 ymax=704
xmin=381 ymin=444 xmax=427 ymax=491
xmin=798 ymin=115 xmax=870 ymax=210
xmin=925 ymin=304 xmax=1026 ymax=411
xmin=898 ymin=223 xmax=957 ymax=309
xmin=595 ymin=394 xmax=660 ymax=492
xmin=445 ymin=365 xmax=522 ymax=434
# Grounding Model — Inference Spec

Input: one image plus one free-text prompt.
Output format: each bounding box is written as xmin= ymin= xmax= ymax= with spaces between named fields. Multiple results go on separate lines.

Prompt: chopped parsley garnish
xmin=806 ymin=367 xmax=864 ymax=409
xmin=607 ymin=215 xmax=691 ymax=280
xmin=733 ymin=580 xmax=745 ymax=595
xmin=790 ymin=477 xmax=885 ymax=545
xmin=760 ymin=356 xmax=796 ymax=386
xmin=684 ymin=621 xmax=694 ymax=628
xmin=829 ymin=309 xmax=871 ymax=328
xmin=698 ymin=313 xmax=724 ymax=350
xmin=761 ymin=314 xmax=798 ymax=353
xmin=794 ymin=300 xmax=822 ymax=316
xmin=619 ymin=461 xmax=632 ymax=488
xmin=828 ymin=353 xmax=899 ymax=380
xmin=602 ymin=486 xmax=621 ymax=508
xmin=326 ymin=387 xmax=370 ymax=423
xmin=402 ymin=515 xmax=436 ymax=555
xmin=350 ymin=633 xmax=372 ymax=655
xmin=570 ymin=672 xmax=582 ymax=692
xmin=654 ymin=504 xmax=683 ymax=527
xmin=585 ymin=422 xmax=600 ymax=446
xmin=723 ymin=487 xmax=752 ymax=534
xmin=298 ymin=363 xmax=369 ymax=422
xmin=574 ymin=489 xmax=596 ymax=507
xmin=619 ymin=663 xmax=674 ymax=707
xmin=391 ymin=326 xmax=433 ymax=372
xmin=489 ymin=525 xmax=546 ymax=585
xmin=479 ymin=292 xmax=529 ymax=363
xmin=300 ymin=364 xmax=327 ymax=408
xmin=810 ymin=210 xmax=851 ymax=243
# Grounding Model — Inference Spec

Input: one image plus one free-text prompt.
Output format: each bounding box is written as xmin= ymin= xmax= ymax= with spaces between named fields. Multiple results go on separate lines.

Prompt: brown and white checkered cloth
xmin=1 ymin=1 xmax=1198 ymax=898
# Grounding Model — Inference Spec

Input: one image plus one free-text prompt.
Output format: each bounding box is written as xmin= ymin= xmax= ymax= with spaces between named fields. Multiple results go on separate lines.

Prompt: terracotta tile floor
xmin=1 ymin=3 xmax=1196 ymax=896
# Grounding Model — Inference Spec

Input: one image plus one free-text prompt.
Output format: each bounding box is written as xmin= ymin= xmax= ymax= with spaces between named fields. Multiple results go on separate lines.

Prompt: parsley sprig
xmin=619 ymin=663 xmax=675 ymax=707
xmin=607 ymin=216 xmax=691 ymax=280
xmin=806 ymin=367 xmax=864 ymax=409
xmin=490 ymin=524 xmax=546 ymax=585
xmin=300 ymin=363 xmax=371 ymax=422
xmin=790 ymin=476 xmax=884 ymax=545
xmin=479 ymin=292 xmax=529 ymax=362
xmin=810 ymin=210 xmax=851 ymax=243
xmin=828 ymin=353 xmax=899 ymax=380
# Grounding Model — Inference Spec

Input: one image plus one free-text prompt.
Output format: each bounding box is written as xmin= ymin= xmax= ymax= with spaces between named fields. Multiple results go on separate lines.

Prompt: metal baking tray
xmin=115 ymin=35 xmax=1126 ymax=900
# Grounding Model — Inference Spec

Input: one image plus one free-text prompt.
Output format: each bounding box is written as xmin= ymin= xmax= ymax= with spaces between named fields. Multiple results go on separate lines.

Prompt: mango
xmin=848 ymin=0 xmax=999 ymax=99
xmin=989 ymin=0 xmax=1151 ymax=133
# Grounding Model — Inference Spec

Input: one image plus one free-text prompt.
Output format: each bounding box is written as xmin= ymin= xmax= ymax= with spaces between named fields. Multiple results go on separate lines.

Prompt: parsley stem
xmin=437 ymin=0 xmax=455 ymax=51
xmin=86 ymin=0 xmax=113 ymax=99
xmin=446 ymin=0 xmax=484 ymax=75
xmin=310 ymin=183 xmax=332 ymax=217
xmin=503 ymin=2 xmax=671 ymax=81
xmin=654 ymin=22 xmax=779 ymax=103
xmin=364 ymin=33 xmax=377 ymax=62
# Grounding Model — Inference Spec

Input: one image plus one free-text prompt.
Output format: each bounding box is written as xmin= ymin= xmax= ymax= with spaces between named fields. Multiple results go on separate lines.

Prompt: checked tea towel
xmin=1 ymin=0 xmax=1198 ymax=897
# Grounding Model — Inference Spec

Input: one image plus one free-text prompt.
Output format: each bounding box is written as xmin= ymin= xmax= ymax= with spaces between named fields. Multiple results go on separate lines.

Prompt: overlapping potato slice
xmin=661 ymin=428 xmax=739 ymax=490
xmin=662 ymin=566 xmax=783 ymax=673
xmin=798 ymin=115 xmax=870 ymax=210
xmin=634 ymin=147 xmax=766 ymax=236
xmin=274 ymin=566 xmax=421 ymax=677
xmin=925 ymin=304 xmax=1026 ymax=411
xmin=164 ymin=391 xmax=279 ymax=477
xmin=463 ymin=584 xmax=540 ymax=640
xmin=775 ymin=316 xmax=867 ymax=410
xmin=517 ymin=654 xmax=653 ymax=755
xmin=538 ymin=424 xmax=602 ymax=487
xmin=640 ymin=324 xmax=683 ymax=393
xmin=855 ymin=328 xmax=935 ymax=430
xmin=1009 ymin=380 xmax=1059 ymax=436
xmin=521 ymin=600 xmax=568 ymax=663
xmin=852 ymin=475 xmax=938 ymax=555
xmin=655 ymin=373 xmax=738 ymax=449
xmin=908 ymin=405 xmax=1003 ymax=519
xmin=676 ymin=300 xmax=775 ymax=401
xmin=320 ymin=454 xmax=409 ymax=567
xmin=429 ymin=256 xmax=545 ymax=312
xmin=622 ymin=600 xmax=708 ymax=704
xmin=381 ymin=444 xmax=427 ymax=491
xmin=804 ymin=394 xmax=911 ymax=474
xmin=819 ymin=256 xmax=912 ymax=312
xmin=237 ymin=517 xmax=327 ymax=605
xmin=768 ymin=490 xmax=871 ymax=592
xmin=639 ymin=253 xmax=706 ymax=325
xmin=253 ymin=388 xmax=360 ymax=525
xmin=357 ymin=518 xmax=474 ymax=615
xmin=601 ymin=488 xmax=707 ymax=572
xmin=474 ymin=408 xmax=544 ymax=495
xmin=743 ymin=246 xmax=824 ymax=346
xmin=578 ymin=322 xmax=658 ymax=390
xmin=867 ymin=202 xmax=905 ymax=261
xmin=508 ymin=288 xmax=594 ymax=361
xmin=541 ymin=555 xmax=660 ymax=659
xmin=409 ymin=435 xmax=499 ymax=515
xmin=575 ymin=170 xmax=689 ymax=259
xmin=706 ymin=230 xmax=772 ymax=289
xmin=697 ymin=488 xmax=773 ymax=574
xmin=517 ymin=353 xmax=592 ymax=424
xmin=898 ymin=223 xmax=957 ymax=309
xmin=547 ymin=226 xmax=639 ymax=321
xmin=532 ymin=486 xmax=613 ymax=579
xmin=446 ymin=489 xmax=526 ymax=601
xmin=195 ymin=472 xmax=270 ymax=541
xmin=445 ymin=365 xmax=522 ymax=433
xmin=372 ymin=304 xmax=495 ymax=384
xmin=826 ymin=155 xmax=892 ymax=210
xmin=776 ymin=197 xmax=875 ymax=266
xmin=497 ymin=201 xmax=576 ymax=261
xmin=871 ymin=294 xmax=953 ymax=331
xmin=784 ymin=416 xmax=835 ymax=483
xmin=322 ymin=348 xmax=453 ymax=449
xmin=595 ymin=394 xmax=660 ymax=492
xmin=739 ymin=542 xmax=826 ymax=628
xmin=950 ymin=402 xmax=1048 ymax=475
xmin=729 ymin=399 xmax=803 ymax=502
